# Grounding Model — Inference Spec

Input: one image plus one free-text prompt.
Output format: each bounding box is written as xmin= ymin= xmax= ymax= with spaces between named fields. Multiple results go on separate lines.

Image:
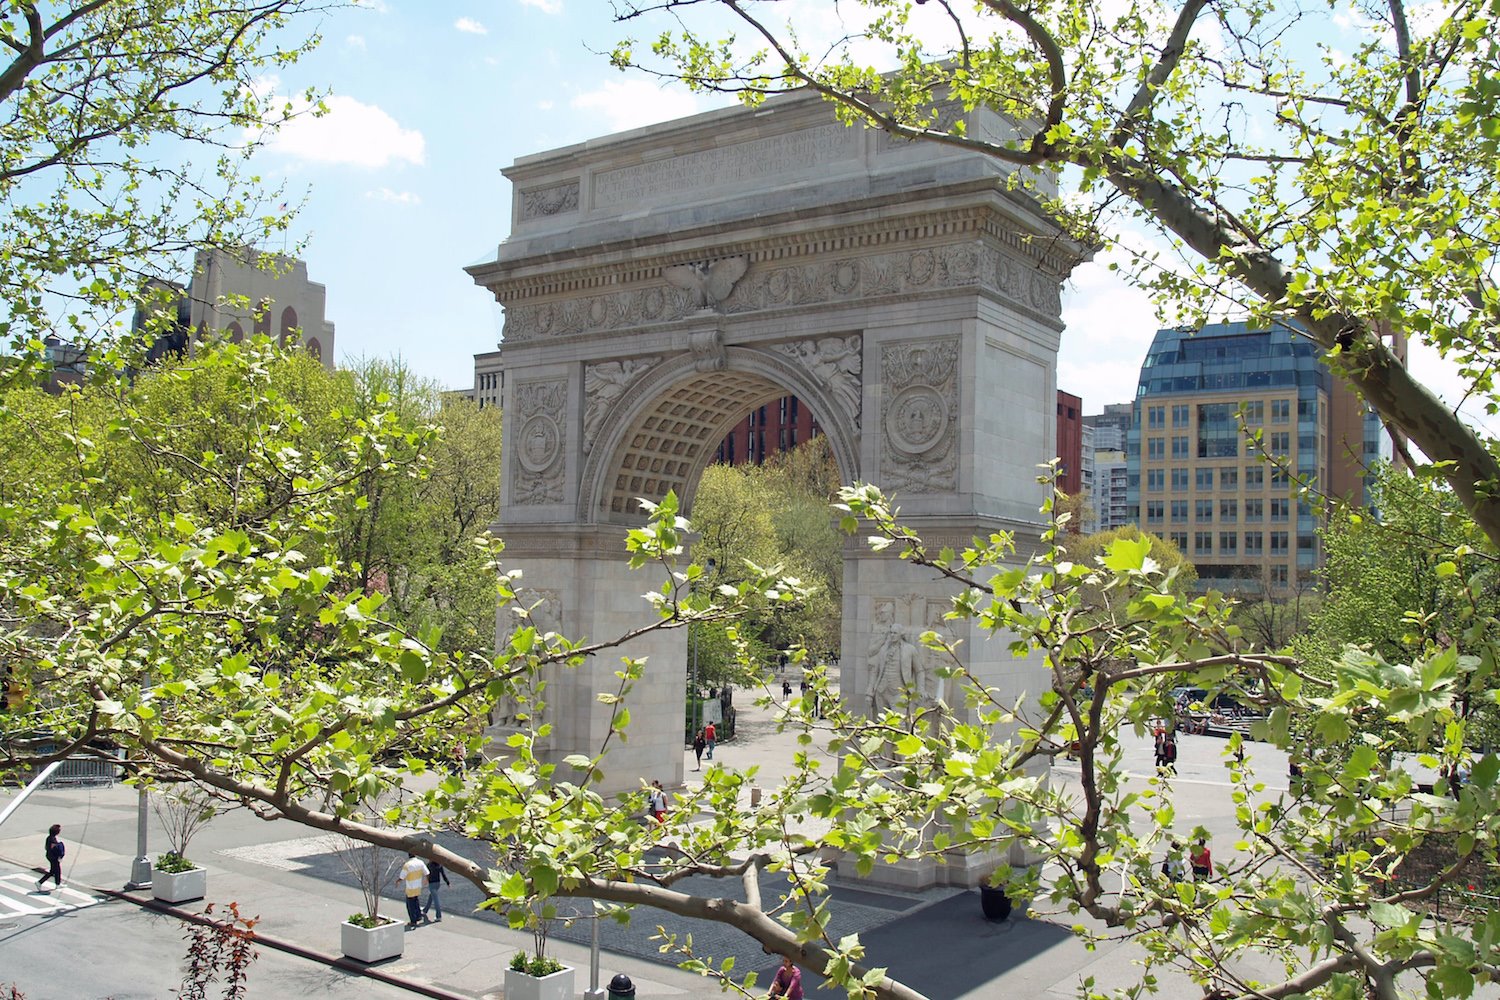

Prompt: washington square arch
xmin=467 ymin=89 xmax=1086 ymax=886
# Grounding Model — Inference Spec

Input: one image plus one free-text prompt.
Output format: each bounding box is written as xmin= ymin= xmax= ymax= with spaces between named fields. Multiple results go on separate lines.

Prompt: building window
xmin=1171 ymin=468 xmax=1190 ymax=491
xmin=1172 ymin=404 xmax=1190 ymax=426
xmin=1196 ymin=468 xmax=1214 ymax=491
xmin=1244 ymin=498 xmax=1263 ymax=522
xmin=1219 ymin=500 xmax=1238 ymax=522
xmin=1172 ymin=435 xmax=1189 ymax=458
xmin=1197 ymin=402 xmax=1240 ymax=458
xmin=1272 ymin=467 xmax=1292 ymax=488
xmin=1272 ymin=399 xmax=1291 ymax=423
xmin=1220 ymin=468 xmax=1238 ymax=490
xmin=1241 ymin=400 xmax=1264 ymax=424
xmin=1148 ymin=469 xmax=1164 ymax=492
xmin=1270 ymin=498 xmax=1290 ymax=522
xmin=1148 ymin=437 xmax=1165 ymax=460
xmin=1245 ymin=466 xmax=1264 ymax=490
xmin=1170 ymin=532 xmax=1188 ymax=550
xmin=1270 ymin=531 xmax=1290 ymax=554
xmin=1219 ymin=532 xmax=1238 ymax=554
xmin=1195 ymin=531 xmax=1213 ymax=556
xmin=1148 ymin=405 xmax=1165 ymax=429
xmin=1195 ymin=499 xmax=1213 ymax=522
xmin=1270 ymin=564 xmax=1289 ymax=586
xmin=1244 ymin=531 xmax=1263 ymax=555
xmin=1171 ymin=500 xmax=1188 ymax=522
xmin=1146 ymin=500 xmax=1164 ymax=524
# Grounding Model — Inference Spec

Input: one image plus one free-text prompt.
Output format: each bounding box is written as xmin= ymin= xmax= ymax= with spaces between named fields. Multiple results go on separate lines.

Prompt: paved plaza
xmin=0 ymin=690 xmax=1331 ymax=999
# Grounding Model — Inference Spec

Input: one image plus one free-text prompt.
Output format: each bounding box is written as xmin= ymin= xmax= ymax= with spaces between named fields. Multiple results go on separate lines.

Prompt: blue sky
xmin=248 ymin=1 xmax=1483 ymax=430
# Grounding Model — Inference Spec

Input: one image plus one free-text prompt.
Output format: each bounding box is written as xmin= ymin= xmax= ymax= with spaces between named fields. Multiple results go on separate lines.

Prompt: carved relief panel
xmin=583 ymin=357 xmax=659 ymax=454
xmin=879 ymin=336 xmax=960 ymax=494
xmin=513 ymin=378 xmax=568 ymax=505
xmin=501 ymin=237 xmax=1059 ymax=344
xmin=774 ymin=334 xmax=862 ymax=432
xmin=865 ymin=594 xmax=950 ymax=715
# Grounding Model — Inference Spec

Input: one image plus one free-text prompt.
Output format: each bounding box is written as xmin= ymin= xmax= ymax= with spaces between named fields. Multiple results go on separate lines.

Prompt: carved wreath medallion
xmin=879 ymin=337 xmax=959 ymax=494
xmin=512 ymin=379 xmax=567 ymax=504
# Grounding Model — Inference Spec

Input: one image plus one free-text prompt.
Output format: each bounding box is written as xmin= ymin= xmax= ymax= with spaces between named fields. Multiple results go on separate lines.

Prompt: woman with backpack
xmin=35 ymin=823 xmax=63 ymax=892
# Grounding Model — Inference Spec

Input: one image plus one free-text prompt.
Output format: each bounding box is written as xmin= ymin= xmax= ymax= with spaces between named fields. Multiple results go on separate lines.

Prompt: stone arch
xmin=578 ymin=345 xmax=860 ymax=524
xmin=305 ymin=337 xmax=322 ymax=361
xmin=466 ymin=90 xmax=1085 ymax=864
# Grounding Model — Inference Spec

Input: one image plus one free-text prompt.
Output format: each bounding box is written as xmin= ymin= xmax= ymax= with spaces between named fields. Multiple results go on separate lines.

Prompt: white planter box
xmin=151 ymin=866 xmax=207 ymax=904
xmin=340 ymin=918 xmax=405 ymax=963
xmin=504 ymin=965 xmax=575 ymax=1000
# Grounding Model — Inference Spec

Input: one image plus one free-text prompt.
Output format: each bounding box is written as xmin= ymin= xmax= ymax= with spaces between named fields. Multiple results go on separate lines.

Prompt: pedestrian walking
xmin=423 ymin=859 xmax=451 ymax=922
xmin=396 ymin=852 xmax=429 ymax=927
xmin=1160 ymin=841 xmax=1184 ymax=882
xmin=1190 ymin=838 xmax=1212 ymax=880
xmin=782 ymin=680 xmax=792 ymax=699
xmin=35 ymin=823 xmax=63 ymax=892
xmin=692 ymin=729 xmax=707 ymax=770
xmin=767 ymin=955 xmax=804 ymax=999
xmin=1162 ymin=735 xmax=1178 ymax=773
xmin=704 ymin=720 xmax=716 ymax=760
xmin=649 ymin=780 xmax=668 ymax=824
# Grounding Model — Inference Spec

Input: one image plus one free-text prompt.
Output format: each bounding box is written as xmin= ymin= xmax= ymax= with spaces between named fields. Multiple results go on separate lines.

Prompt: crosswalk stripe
xmin=0 ymin=873 xmax=101 ymax=916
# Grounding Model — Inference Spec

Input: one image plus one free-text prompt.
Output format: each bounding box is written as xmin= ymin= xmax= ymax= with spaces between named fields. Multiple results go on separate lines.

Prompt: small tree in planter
xmin=151 ymin=786 xmax=217 ymax=903
xmin=501 ymin=900 xmax=574 ymax=1000
xmin=335 ymin=835 xmax=404 ymax=963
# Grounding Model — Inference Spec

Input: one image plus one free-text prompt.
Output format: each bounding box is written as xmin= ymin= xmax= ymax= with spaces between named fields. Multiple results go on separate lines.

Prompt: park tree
xmin=0 ymin=0 xmax=339 ymax=375
xmin=1294 ymin=465 xmax=1500 ymax=749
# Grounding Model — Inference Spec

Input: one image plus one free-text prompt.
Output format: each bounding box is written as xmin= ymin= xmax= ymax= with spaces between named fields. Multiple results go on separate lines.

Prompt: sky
xmin=242 ymin=0 xmax=1488 ymax=431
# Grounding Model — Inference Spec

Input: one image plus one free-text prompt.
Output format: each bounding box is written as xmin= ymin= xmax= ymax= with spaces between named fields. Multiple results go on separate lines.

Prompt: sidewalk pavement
xmin=0 ymin=685 xmax=1297 ymax=999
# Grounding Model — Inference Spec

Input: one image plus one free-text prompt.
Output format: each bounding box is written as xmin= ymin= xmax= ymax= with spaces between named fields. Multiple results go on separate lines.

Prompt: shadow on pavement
xmin=754 ymin=891 xmax=1074 ymax=1000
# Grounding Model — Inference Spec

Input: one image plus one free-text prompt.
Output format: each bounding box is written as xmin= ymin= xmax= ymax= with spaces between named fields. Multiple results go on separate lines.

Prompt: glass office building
xmin=1125 ymin=320 xmax=1392 ymax=593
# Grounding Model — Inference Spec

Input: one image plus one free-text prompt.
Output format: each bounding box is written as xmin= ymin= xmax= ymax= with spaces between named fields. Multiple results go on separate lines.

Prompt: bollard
xmin=749 ymin=783 xmax=762 ymax=807
xmin=607 ymin=972 xmax=636 ymax=999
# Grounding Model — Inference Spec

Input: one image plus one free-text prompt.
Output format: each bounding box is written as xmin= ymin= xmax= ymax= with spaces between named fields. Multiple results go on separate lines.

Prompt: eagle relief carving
xmin=663 ymin=256 xmax=750 ymax=311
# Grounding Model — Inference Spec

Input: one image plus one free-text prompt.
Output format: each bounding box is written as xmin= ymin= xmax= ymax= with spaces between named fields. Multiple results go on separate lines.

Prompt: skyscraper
xmin=1126 ymin=319 xmax=1401 ymax=593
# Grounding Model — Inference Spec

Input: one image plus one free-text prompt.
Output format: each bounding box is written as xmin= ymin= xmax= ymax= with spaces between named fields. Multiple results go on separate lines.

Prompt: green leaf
xmin=398 ymin=650 xmax=427 ymax=683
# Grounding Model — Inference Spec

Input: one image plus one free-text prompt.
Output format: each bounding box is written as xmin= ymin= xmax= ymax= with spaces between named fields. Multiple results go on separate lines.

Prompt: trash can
xmin=607 ymin=973 xmax=636 ymax=999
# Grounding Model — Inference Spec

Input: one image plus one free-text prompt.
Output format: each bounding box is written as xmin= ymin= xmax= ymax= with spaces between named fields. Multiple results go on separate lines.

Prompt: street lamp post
xmin=127 ymin=782 xmax=152 ymax=889
xmin=689 ymin=559 xmax=715 ymax=734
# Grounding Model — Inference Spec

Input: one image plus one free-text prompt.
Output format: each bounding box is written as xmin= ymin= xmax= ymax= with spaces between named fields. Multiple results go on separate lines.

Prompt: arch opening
xmin=586 ymin=351 xmax=860 ymax=524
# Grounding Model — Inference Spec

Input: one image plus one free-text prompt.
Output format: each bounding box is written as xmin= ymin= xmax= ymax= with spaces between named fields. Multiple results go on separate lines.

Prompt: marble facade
xmin=467 ymin=89 xmax=1086 ymax=887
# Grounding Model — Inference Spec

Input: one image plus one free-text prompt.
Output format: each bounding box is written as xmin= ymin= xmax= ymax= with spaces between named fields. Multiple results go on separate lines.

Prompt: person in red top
xmin=768 ymin=955 xmax=803 ymax=999
xmin=704 ymin=721 xmax=716 ymax=761
xmin=1190 ymin=838 xmax=1212 ymax=880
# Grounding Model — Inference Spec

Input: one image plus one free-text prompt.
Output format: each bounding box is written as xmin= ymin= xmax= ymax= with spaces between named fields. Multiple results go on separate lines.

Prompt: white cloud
xmin=571 ymin=79 xmax=701 ymax=134
xmin=537 ymin=99 xmax=554 ymax=111
xmin=345 ymin=34 xmax=366 ymax=50
xmin=455 ymin=17 xmax=487 ymax=34
xmin=255 ymin=93 xmax=425 ymax=169
xmin=520 ymin=0 xmax=563 ymax=13
xmin=352 ymin=0 xmax=389 ymax=11
xmin=365 ymin=187 xmax=422 ymax=205
xmin=1059 ymin=260 xmax=1161 ymax=410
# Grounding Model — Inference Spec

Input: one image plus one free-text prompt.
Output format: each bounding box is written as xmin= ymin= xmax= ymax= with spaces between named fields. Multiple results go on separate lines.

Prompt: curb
xmin=3 ymin=856 xmax=474 ymax=1000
